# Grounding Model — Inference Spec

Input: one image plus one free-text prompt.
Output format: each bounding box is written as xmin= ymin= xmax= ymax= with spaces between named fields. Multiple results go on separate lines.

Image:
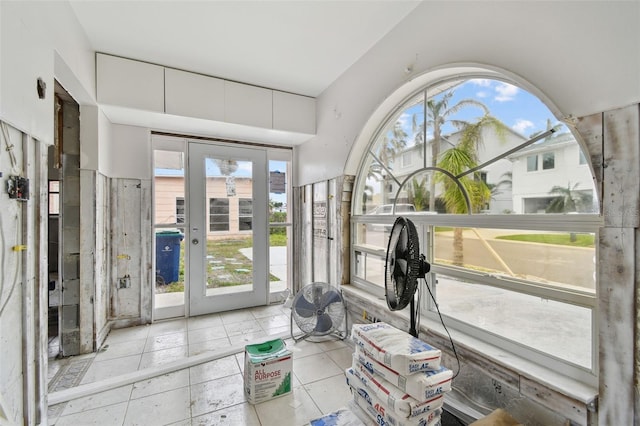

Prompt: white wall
xmin=298 ymin=1 xmax=640 ymax=186
xmin=79 ymin=105 xmax=115 ymax=176
xmin=107 ymin=124 xmax=152 ymax=179
xmin=0 ymin=1 xmax=96 ymax=142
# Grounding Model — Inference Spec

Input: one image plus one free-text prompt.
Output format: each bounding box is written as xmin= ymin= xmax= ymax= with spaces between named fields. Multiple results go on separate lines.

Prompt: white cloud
xmin=476 ymin=91 xmax=489 ymax=98
xmin=495 ymin=83 xmax=518 ymax=102
xmin=470 ymin=78 xmax=492 ymax=87
xmin=512 ymin=119 xmax=534 ymax=134
xmin=397 ymin=112 xmax=412 ymax=129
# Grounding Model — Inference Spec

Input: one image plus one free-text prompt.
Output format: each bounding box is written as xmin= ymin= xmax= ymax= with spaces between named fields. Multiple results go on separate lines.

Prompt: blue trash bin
xmin=155 ymin=231 xmax=184 ymax=284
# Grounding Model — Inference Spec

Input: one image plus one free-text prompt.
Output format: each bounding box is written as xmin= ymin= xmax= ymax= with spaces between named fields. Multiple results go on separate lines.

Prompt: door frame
xmin=188 ymin=141 xmax=269 ymax=316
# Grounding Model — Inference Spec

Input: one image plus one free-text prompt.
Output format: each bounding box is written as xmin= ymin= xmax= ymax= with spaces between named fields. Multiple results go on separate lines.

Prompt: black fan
xmin=384 ymin=216 xmax=430 ymax=337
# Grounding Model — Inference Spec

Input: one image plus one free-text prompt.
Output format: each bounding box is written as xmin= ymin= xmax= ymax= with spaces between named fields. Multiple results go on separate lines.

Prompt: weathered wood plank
xmin=139 ymin=179 xmax=152 ymax=324
xmin=583 ymin=104 xmax=640 ymax=426
xmin=79 ymin=169 xmax=96 ymax=353
xmin=520 ymin=376 xmax=592 ymax=426
xmin=602 ymin=105 xmax=640 ymax=228
xmin=597 ymin=227 xmax=635 ymax=426
xmin=340 ymin=176 xmax=354 ymax=286
xmin=34 ymin=139 xmax=48 ymax=424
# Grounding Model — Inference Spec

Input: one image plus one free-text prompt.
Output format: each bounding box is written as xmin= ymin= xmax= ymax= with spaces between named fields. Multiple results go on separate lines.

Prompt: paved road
xmin=362 ymin=229 xmax=595 ymax=289
xmin=435 ymin=233 xmax=595 ymax=289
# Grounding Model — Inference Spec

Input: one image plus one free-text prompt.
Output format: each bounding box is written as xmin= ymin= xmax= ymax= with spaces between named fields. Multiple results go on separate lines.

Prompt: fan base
xmin=290 ymin=309 xmax=348 ymax=343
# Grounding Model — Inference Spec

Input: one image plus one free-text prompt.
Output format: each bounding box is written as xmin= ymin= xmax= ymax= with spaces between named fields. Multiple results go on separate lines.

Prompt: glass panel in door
xmin=268 ymin=159 xmax=291 ymax=301
xmin=189 ymin=142 xmax=268 ymax=316
xmin=153 ymin=148 xmax=186 ymax=320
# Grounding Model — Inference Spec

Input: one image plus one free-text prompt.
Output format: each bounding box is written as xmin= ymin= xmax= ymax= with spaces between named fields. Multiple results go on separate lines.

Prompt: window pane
xmin=239 ymin=198 xmax=252 ymax=215
xmin=269 ymin=226 xmax=288 ymax=292
xmin=176 ymin=198 xmax=185 ymax=224
xmin=269 ymin=160 xmax=288 ymax=224
xmin=209 ymin=198 xmax=229 ymax=232
xmin=433 ymin=227 xmax=596 ymax=292
xmin=154 ymin=150 xmax=185 ymax=225
xmin=239 ymin=198 xmax=252 ymax=231
xmin=269 ymin=158 xmax=291 ymax=295
xmin=542 ymin=152 xmax=555 ymax=170
xmin=435 ymin=275 xmax=592 ymax=368
xmin=351 ymin=76 xmax=600 ymax=378
xmin=49 ymin=193 xmax=60 ymax=215
xmin=579 ymin=150 xmax=587 ymax=165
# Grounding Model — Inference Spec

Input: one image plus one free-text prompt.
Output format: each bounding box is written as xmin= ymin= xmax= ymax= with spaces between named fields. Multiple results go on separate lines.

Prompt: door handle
xmin=192 ymin=238 xmax=199 ymax=245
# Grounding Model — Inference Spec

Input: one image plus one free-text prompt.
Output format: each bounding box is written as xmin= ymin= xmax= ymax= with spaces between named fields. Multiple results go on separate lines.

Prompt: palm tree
xmin=377 ymin=120 xmax=408 ymax=204
xmin=495 ymin=171 xmax=512 ymax=192
xmin=379 ymin=121 xmax=408 ymax=165
xmin=546 ymin=181 xmax=592 ymax=213
xmin=415 ymin=91 xmax=490 ymax=212
xmin=407 ymin=177 xmax=429 ymax=211
xmin=546 ymin=181 xmax=593 ymax=242
xmin=436 ymin=115 xmax=510 ymax=266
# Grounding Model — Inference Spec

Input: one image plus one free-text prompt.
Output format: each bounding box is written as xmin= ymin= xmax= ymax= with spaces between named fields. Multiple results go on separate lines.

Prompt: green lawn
xmin=158 ymin=233 xmax=287 ymax=293
xmin=496 ymin=233 xmax=595 ymax=247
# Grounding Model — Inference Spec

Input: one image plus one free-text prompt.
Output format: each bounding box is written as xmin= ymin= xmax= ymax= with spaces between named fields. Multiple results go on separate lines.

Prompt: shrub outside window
xmin=351 ymin=77 xmax=599 ymax=384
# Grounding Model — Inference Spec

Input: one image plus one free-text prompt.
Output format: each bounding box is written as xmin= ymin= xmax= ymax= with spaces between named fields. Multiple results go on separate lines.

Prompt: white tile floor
xmin=47 ymin=303 xmax=355 ymax=426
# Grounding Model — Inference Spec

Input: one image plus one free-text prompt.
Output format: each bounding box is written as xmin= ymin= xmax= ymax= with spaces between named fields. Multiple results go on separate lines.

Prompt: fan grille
xmin=385 ymin=217 xmax=421 ymax=310
xmin=291 ymin=282 xmax=345 ymax=336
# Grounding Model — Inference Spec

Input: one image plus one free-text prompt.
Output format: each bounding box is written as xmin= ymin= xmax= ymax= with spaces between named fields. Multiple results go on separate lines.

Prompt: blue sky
xmin=396 ymin=78 xmax=567 ymax=145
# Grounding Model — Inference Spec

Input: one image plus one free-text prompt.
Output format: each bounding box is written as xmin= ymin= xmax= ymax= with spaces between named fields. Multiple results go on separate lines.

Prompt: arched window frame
xmin=350 ymin=74 xmax=601 ymax=385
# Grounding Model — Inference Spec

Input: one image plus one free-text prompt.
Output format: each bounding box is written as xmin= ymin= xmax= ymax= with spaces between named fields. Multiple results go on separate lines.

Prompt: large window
xmin=239 ymin=198 xmax=252 ymax=231
xmin=176 ymin=197 xmax=185 ymax=224
xmin=209 ymin=198 xmax=229 ymax=232
xmin=351 ymin=77 xmax=599 ymax=383
xmin=542 ymin=152 xmax=555 ymax=170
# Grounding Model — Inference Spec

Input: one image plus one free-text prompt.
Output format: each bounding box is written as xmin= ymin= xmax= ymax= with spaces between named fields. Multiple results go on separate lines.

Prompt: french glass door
xmin=188 ymin=142 xmax=269 ymax=316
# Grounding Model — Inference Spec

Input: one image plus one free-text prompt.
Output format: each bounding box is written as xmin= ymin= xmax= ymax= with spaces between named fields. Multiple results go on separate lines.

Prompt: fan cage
xmin=290 ymin=282 xmax=346 ymax=340
xmin=385 ymin=217 xmax=421 ymax=311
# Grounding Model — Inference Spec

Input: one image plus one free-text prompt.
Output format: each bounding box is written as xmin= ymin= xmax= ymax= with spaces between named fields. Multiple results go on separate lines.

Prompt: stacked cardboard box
xmin=346 ymin=322 xmax=453 ymax=426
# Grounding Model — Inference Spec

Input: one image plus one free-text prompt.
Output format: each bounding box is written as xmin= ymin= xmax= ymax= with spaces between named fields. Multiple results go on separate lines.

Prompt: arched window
xmin=351 ymin=76 xmax=599 ymax=383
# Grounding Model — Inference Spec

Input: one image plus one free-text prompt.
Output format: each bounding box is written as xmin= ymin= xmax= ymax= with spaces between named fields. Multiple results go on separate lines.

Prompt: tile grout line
xmin=49 ymin=330 xmax=294 ymax=406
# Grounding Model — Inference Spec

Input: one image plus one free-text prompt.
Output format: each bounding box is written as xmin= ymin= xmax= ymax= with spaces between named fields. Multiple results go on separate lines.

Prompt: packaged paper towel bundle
xmin=347 ymin=322 xmax=453 ymax=426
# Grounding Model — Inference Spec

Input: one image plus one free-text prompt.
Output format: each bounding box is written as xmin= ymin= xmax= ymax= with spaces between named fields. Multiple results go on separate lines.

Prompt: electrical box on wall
xmin=6 ymin=176 xmax=29 ymax=201
xmin=119 ymin=275 xmax=131 ymax=289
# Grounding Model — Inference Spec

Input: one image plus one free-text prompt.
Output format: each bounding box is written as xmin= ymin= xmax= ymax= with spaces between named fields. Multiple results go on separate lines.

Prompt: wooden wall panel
xmin=588 ymin=105 xmax=640 ymax=426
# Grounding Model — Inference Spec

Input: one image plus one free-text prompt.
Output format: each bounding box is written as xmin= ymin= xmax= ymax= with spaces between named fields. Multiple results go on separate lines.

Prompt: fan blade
xmin=394 ymin=259 xmax=407 ymax=293
xmin=314 ymin=313 xmax=334 ymax=333
xmin=397 ymin=227 xmax=408 ymax=254
xmin=317 ymin=290 xmax=342 ymax=311
xmin=294 ymin=294 xmax=317 ymax=318
xmin=394 ymin=258 xmax=408 ymax=277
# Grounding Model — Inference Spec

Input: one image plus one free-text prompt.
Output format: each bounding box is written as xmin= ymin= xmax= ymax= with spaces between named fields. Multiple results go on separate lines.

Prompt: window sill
xmin=341 ymin=285 xmax=597 ymax=423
